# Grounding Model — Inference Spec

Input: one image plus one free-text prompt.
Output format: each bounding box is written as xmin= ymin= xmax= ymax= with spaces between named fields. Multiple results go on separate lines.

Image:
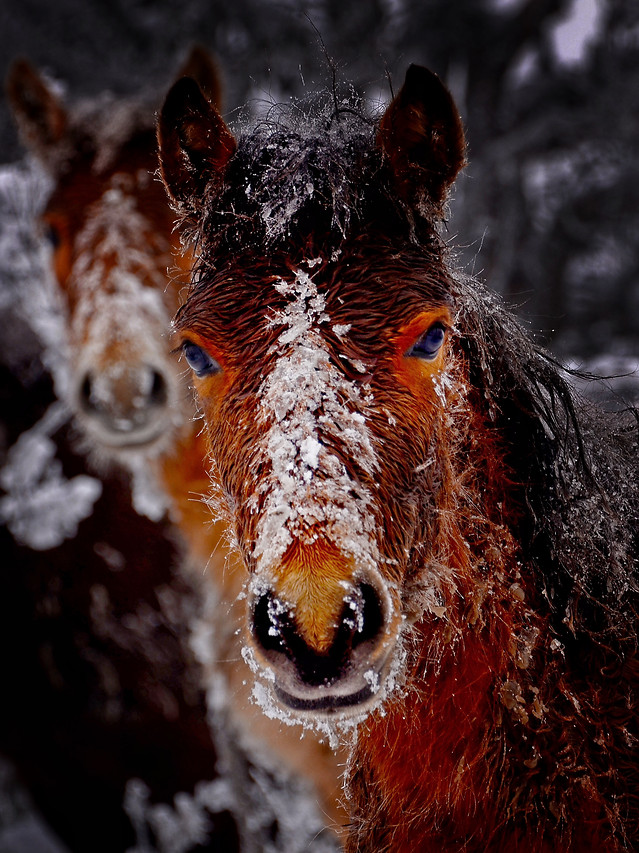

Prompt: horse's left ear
xmin=378 ymin=65 xmax=466 ymax=214
xmin=5 ymin=59 xmax=68 ymax=166
xmin=157 ymin=76 xmax=236 ymax=213
xmin=175 ymin=44 xmax=224 ymax=111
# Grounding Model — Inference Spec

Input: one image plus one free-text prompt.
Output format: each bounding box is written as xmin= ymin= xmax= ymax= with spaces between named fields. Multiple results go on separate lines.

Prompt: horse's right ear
xmin=176 ymin=44 xmax=224 ymax=111
xmin=5 ymin=59 xmax=67 ymax=161
xmin=378 ymin=65 xmax=466 ymax=215
xmin=157 ymin=77 xmax=236 ymax=212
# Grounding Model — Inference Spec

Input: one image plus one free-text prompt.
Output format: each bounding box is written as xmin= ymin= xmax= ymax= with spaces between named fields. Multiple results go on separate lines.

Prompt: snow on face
xmin=249 ymin=265 xmax=380 ymax=583
xmin=69 ymin=177 xmax=173 ymax=377
xmin=61 ymin=173 xmax=184 ymax=513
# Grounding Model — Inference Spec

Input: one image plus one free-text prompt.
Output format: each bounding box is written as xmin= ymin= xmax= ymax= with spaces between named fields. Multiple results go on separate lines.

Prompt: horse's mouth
xmin=77 ymin=413 xmax=172 ymax=451
xmin=248 ymin=578 xmax=402 ymax=719
xmin=254 ymin=641 xmax=395 ymax=719
xmin=272 ymin=668 xmax=385 ymax=717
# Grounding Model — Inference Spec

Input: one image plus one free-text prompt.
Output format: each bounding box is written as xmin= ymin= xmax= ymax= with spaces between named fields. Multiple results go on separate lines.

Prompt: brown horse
xmin=6 ymin=53 xmax=344 ymax=832
xmin=157 ymin=65 xmax=639 ymax=851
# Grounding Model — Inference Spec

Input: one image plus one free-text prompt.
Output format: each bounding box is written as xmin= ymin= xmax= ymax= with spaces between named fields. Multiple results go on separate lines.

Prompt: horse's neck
xmin=349 ymin=628 xmax=503 ymax=847
xmin=346 ymin=417 xmax=547 ymax=849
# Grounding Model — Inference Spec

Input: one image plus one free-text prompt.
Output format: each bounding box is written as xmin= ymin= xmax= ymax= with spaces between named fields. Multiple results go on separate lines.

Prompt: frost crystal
xmin=252 ymin=267 xmax=380 ymax=577
xmin=0 ymin=403 xmax=102 ymax=550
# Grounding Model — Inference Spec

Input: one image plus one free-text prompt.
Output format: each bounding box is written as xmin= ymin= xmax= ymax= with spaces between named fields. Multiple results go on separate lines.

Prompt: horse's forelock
xmin=195 ymin=105 xmax=440 ymax=265
xmin=56 ymin=95 xmax=156 ymax=175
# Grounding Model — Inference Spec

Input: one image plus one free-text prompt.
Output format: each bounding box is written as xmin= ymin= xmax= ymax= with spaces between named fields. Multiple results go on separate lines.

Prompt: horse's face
xmin=7 ymin=61 xmax=190 ymax=458
xmin=177 ymin=251 xmax=460 ymax=714
xmin=44 ymin=155 xmax=186 ymax=455
xmin=158 ymin=67 xmax=467 ymax=717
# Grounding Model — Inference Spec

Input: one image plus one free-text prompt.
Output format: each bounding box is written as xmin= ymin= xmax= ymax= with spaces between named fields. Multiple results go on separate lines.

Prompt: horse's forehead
xmin=184 ymin=248 xmax=452 ymax=347
xmin=46 ymin=128 xmax=158 ymax=214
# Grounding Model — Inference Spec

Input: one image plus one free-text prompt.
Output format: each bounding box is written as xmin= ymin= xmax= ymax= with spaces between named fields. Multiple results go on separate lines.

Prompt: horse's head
xmin=158 ymin=66 xmax=473 ymax=717
xmin=6 ymin=50 xmax=220 ymax=460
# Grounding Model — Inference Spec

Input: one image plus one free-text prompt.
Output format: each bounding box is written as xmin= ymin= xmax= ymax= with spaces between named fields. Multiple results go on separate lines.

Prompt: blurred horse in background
xmin=158 ymin=63 xmax=639 ymax=851
xmin=6 ymin=48 xmax=220 ymax=560
xmin=6 ymin=49 xmax=344 ymax=844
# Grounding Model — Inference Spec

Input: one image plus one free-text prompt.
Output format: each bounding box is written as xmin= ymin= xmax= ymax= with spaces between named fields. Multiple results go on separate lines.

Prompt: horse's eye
xmin=43 ymin=222 xmax=61 ymax=250
xmin=182 ymin=341 xmax=221 ymax=377
xmin=407 ymin=322 xmax=446 ymax=360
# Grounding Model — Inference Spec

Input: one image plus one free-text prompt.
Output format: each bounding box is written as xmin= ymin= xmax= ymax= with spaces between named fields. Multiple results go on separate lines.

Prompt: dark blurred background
xmin=1 ymin=0 xmax=638 ymax=373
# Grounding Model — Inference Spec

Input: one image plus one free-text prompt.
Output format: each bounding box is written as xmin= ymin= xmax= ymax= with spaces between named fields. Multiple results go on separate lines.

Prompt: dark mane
xmin=454 ymin=269 xmax=639 ymax=637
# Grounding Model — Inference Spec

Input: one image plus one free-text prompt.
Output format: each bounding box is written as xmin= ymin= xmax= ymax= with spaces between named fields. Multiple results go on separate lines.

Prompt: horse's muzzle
xmin=75 ymin=363 xmax=174 ymax=449
xmin=249 ymin=573 xmax=399 ymax=716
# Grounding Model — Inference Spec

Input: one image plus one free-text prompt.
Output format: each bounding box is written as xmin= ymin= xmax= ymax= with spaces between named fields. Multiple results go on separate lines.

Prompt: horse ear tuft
xmin=5 ymin=59 xmax=68 ymax=163
xmin=378 ymin=65 xmax=466 ymax=215
xmin=157 ymin=76 xmax=236 ymax=212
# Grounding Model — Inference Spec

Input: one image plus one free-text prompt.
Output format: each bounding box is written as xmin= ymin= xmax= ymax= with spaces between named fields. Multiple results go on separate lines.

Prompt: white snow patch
xmin=68 ymin=178 xmax=173 ymax=375
xmin=123 ymin=777 xmax=235 ymax=853
xmin=332 ymin=323 xmax=351 ymax=338
xmin=0 ymin=403 xmax=102 ymax=550
xmin=363 ymin=668 xmax=380 ymax=693
xmin=486 ymin=0 xmax=528 ymax=11
xmin=123 ymin=743 xmax=341 ymax=852
xmin=0 ymin=160 xmax=71 ymax=398
xmin=126 ymin=455 xmax=172 ymax=522
xmin=549 ymin=0 xmax=603 ymax=67
xmin=432 ymin=368 xmax=455 ymax=407
xmin=251 ymin=267 xmax=380 ymax=577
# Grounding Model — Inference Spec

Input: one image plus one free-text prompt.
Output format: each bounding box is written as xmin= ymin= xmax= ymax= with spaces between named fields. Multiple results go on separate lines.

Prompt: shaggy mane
xmin=453 ymin=268 xmax=639 ymax=639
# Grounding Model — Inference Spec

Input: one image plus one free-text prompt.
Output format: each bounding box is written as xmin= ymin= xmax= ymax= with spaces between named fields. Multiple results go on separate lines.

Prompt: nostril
xmin=149 ymin=369 xmax=167 ymax=406
xmin=252 ymin=591 xmax=289 ymax=656
xmin=251 ymin=581 xmax=388 ymax=689
xmin=350 ymin=582 xmax=385 ymax=649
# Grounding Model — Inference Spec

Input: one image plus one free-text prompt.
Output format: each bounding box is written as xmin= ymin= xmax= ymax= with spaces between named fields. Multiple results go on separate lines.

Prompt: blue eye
xmin=407 ymin=323 xmax=446 ymax=360
xmin=182 ymin=341 xmax=221 ymax=377
xmin=43 ymin=222 xmax=61 ymax=249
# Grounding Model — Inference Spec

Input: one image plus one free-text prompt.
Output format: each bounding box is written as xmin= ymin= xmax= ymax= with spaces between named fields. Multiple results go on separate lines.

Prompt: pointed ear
xmin=5 ymin=59 xmax=68 ymax=162
xmin=157 ymin=76 xmax=236 ymax=212
xmin=176 ymin=44 xmax=224 ymax=111
xmin=378 ymin=65 xmax=466 ymax=214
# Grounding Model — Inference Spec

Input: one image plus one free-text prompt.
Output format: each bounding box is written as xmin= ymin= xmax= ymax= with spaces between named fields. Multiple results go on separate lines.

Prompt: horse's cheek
xmin=189 ymin=375 xmax=227 ymax=438
xmin=389 ymin=377 xmax=443 ymax=455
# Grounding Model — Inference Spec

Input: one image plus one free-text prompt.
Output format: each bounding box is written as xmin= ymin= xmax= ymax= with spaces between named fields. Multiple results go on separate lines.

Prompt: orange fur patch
xmin=273 ymin=538 xmax=356 ymax=654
